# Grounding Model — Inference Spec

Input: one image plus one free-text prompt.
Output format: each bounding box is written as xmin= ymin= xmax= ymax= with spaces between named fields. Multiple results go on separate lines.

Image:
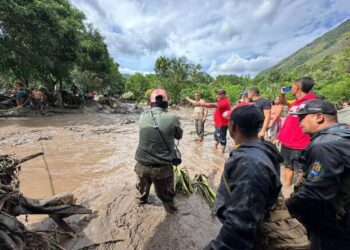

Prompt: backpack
xmin=223 ymin=174 xmax=310 ymax=250
xmin=255 ymin=194 xmax=310 ymax=250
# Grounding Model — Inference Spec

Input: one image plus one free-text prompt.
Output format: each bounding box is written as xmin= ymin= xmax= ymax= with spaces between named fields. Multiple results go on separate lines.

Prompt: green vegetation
xmin=173 ymin=166 xmax=216 ymax=208
xmin=255 ymin=19 xmax=350 ymax=103
xmin=0 ymin=0 xmax=124 ymax=95
xmin=1 ymin=1 xmax=349 ymax=105
xmin=123 ymin=57 xmax=249 ymax=104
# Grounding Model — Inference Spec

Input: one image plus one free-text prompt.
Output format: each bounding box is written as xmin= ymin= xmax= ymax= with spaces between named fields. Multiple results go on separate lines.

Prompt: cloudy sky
xmin=70 ymin=0 xmax=350 ymax=77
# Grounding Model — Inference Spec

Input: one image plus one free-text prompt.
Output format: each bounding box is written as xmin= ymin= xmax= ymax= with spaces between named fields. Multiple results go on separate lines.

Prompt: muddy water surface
xmin=0 ymin=108 xmax=230 ymax=249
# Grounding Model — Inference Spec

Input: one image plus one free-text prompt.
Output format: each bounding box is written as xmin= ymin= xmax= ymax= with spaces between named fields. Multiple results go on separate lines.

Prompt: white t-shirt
xmin=194 ymin=99 xmax=206 ymax=119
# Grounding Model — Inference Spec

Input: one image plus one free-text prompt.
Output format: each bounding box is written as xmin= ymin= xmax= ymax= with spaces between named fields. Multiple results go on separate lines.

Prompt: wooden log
xmin=19 ymin=152 xmax=44 ymax=164
xmin=39 ymin=192 xmax=76 ymax=207
xmin=15 ymin=205 xmax=92 ymax=215
xmin=49 ymin=214 xmax=76 ymax=234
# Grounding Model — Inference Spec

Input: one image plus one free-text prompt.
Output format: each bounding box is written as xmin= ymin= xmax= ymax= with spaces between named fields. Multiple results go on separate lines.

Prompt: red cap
xmin=150 ymin=88 xmax=168 ymax=102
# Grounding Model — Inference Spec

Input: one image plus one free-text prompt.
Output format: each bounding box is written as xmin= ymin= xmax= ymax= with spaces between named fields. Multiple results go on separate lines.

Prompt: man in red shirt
xmin=187 ymin=89 xmax=231 ymax=153
xmin=274 ymin=77 xmax=317 ymax=186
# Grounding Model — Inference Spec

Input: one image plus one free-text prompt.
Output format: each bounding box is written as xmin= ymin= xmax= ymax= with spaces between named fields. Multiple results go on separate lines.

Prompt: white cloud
xmin=253 ymin=0 xmax=281 ymax=22
xmin=70 ymin=0 xmax=350 ymax=76
xmin=119 ymin=67 xmax=153 ymax=75
xmin=208 ymin=54 xmax=278 ymax=77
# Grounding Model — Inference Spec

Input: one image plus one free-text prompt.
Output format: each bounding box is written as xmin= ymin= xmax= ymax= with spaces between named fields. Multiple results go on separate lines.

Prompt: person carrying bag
xmin=134 ymin=88 xmax=183 ymax=214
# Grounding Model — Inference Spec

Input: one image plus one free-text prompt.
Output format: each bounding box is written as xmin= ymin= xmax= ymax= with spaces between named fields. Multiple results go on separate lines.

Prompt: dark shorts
xmin=214 ymin=126 xmax=228 ymax=146
xmin=15 ymin=91 xmax=27 ymax=100
xmin=280 ymin=144 xmax=302 ymax=170
xmin=31 ymin=98 xmax=43 ymax=106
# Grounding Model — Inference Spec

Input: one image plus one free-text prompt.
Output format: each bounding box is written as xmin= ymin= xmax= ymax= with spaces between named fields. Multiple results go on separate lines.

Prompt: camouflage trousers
xmin=134 ymin=162 xmax=175 ymax=204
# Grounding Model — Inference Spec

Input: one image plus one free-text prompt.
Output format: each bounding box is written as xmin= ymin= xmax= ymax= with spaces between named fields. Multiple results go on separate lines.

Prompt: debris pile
xmin=0 ymin=94 xmax=16 ymax=109
xmin=0 ymin=94 xmax=143 ymax=117
xmin=0 ymin=153 xmax=91 ymax=250
xmin=83 ymin=96 xmax=142 ymax=115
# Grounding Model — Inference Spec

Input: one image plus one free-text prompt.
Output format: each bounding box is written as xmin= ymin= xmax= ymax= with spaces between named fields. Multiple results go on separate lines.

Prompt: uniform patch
xmin=309 ymin=162 xmax=322 ymax=177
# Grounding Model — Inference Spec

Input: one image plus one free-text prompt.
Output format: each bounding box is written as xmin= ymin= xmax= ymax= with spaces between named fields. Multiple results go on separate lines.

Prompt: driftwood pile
xmin=0 ymin=153 xmax=91 ymax=250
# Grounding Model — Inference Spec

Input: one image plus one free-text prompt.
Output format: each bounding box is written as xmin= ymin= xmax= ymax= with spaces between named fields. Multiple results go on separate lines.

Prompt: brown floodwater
xmin=0 ymin=108 xmax=231 ymax=249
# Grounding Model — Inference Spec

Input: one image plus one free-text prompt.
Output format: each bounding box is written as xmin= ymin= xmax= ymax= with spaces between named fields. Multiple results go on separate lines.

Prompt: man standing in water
xmin=134 ymin=88 xmax=183 ymax=214
xmin=187 ymin=89 xmax=231 ymax=153
xmin=286 ymin=99 xmax=350 ymax=249
xmin=206 ymin=103 xmax=282 ymax=249
xmin=187 ymin=92 xmax=208 ymax=142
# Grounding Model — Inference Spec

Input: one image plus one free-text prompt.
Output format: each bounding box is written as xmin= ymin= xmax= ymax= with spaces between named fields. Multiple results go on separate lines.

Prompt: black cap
xmin=216 ymin=89 xmax=226 ymax=95
xmin=230 ymin=103 xmax=263 ymax=129
xmin=289 ymin=99 xmax=337 ymax=115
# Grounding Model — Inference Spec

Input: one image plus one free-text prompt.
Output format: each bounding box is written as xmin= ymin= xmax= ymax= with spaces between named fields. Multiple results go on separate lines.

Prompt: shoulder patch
xmin=309 ymin=162 xmax=322 ymax=177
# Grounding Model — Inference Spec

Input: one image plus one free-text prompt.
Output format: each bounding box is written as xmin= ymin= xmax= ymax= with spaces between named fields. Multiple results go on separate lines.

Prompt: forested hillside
xmin=254 ymin=19 xmax=350 ymax=103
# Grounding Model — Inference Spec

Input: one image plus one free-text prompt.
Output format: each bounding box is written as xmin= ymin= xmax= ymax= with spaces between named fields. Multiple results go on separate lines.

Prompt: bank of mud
xmin=0 ymin=108 xmax=225 ymax=249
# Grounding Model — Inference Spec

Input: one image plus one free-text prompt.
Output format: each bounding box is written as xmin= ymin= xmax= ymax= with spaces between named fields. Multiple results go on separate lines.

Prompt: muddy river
xmin=0 ymin=108 xmax=233 ymax=249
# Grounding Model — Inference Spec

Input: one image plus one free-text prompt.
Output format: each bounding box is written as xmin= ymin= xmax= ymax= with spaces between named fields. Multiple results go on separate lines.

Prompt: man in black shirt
xmin=247 ymin=87 xmax=271 ymax=138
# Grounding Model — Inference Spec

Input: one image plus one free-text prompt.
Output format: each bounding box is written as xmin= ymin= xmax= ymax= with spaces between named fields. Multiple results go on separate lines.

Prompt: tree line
xmin=1 ymin=1 xmax=349 ymax=105
xmin=0 ymin=0 xmax=124 ymax=95
xmin=125 ymin=50 xmax=350 ymax=105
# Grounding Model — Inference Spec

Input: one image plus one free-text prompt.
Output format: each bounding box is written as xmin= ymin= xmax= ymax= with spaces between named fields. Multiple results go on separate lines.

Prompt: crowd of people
xmin=134 ymin=76 xmax=350 ymax=250
xmin=11 ymin=82 xmax=91 ymax=110
xmin=13 ymin=83 xmax=48 ymax=110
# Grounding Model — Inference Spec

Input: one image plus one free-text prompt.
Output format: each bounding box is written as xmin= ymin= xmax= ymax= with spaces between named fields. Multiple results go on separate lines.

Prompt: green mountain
xmin=255 ymin=19 xmax=350 ymax=103
xmin=258 ymin=19 xmax=350 ymax=76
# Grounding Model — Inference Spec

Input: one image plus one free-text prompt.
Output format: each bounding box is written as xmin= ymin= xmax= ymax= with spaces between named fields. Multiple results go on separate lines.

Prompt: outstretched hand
xmin=186 ymin=96 xmax=196 ymax=105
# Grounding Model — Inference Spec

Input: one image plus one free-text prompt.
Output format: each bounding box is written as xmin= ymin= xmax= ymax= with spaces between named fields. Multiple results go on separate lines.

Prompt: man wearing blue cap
xmin=206 ymin=103 xmax=283 ymax=249
xmin=286 ymin=99 xmax=350 ymax=250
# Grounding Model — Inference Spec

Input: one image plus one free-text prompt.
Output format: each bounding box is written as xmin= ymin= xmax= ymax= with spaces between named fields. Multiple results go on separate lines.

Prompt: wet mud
xmin=0 ymin=108 xmax=228 ymax=249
